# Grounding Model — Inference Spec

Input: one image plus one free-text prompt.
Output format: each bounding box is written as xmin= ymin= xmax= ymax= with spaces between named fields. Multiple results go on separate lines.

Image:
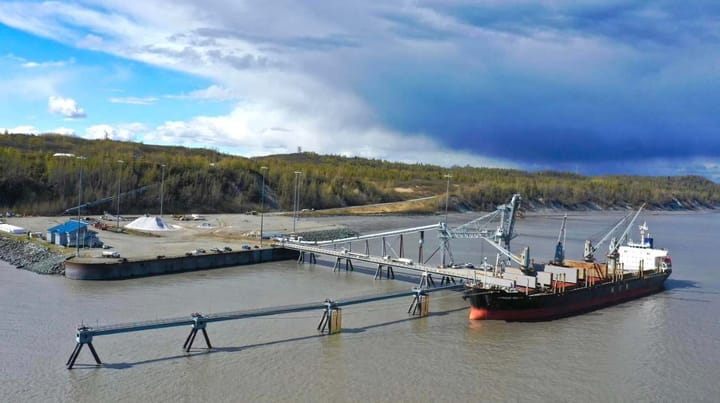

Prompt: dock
xmin=66 ymin=194 xmax=525 ymax=369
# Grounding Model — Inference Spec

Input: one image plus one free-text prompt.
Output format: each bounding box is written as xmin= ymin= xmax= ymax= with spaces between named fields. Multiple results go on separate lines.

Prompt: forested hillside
xmin=1 ymin=133 xmax=719 ymax=216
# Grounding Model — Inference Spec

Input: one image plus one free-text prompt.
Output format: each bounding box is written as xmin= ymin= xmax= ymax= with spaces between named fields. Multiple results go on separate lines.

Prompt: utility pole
xmin=260 ymin=166 xmax=268 ymax=247
xmin=78 ymin=156 xmax=84 ymax=256
xmin=116 ymin=160 xmax=124 ymax=231
xmin=160 ymin=164 xmax=166 ymax=217
xmin=293 ymin=171 xmax=302 ymax=233
xmin=54 ymin=153 xmax=85 ymax=257
xmin=444 ymin=173 xmax=452 ymax=225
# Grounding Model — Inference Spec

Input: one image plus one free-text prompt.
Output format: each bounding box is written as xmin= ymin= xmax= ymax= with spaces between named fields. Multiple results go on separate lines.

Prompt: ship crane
xmin=438 ymin=194 xmax=522 ymax=268
xmin=607 ymin=203 xmax=645 ymax=257
xmin=583 ymin=203 xmax=646 ymax=262
xmin=481 ymin=236 xmax=531 ymax=271
xmin=447 ymin=194 xmax=521 ymax=247
xmin=552 ymin=215 xmax=568 ymax=265
xmin=446 ymin=194 xmax=532 ymax=271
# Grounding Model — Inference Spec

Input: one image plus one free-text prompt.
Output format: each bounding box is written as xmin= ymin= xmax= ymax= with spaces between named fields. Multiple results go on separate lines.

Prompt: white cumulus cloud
xmin=109 ymin=96 xmax=158 ymax=105
xmin=85 ymin=123 xmax=146 ymax=141
xmin=168 ymin=85 xmax=237 ymax=101
xmin=48 ymin=96 xmax=86 ymax=118
xmin=144 ymin=101 xmax=513 ymax=168
xmin=22 ymin=58 xmax=74 ymax=68
xmin=2 ymin=125 xmax=38 ymax=134
xmin=51 ymin=127 xmax=76 ymax=136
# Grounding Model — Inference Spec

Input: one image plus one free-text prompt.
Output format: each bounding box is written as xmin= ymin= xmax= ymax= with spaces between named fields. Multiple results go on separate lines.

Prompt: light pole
xmin=444 ymin=173 xmax=452 ymax=225
xmin=260 ymin=166 xmax=268 ymax=247
xmin=53 ymin=153 xmax=85 ymax=257
xmin=293 ymin=171 xmax=301 ymax=233
xmin=160 ymin=164 xmax=166 ymax=217
xmin=116 ymin=160 xmax=124 ymax=231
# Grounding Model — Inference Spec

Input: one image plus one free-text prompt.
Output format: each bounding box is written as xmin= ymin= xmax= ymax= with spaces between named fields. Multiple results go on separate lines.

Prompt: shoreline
xmin=3 ymin=209 xmax=717 ymax=276
xmin=0 ymin=235 xmax=68 ymax=274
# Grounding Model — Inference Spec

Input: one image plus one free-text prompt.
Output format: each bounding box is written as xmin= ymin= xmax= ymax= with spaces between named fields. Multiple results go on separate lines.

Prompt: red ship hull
xmin=465 ymin=270 xmax=670 ymax=321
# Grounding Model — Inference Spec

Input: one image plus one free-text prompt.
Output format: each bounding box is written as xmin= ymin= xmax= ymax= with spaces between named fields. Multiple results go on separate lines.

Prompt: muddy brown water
xmin=1 ymin=212 xmax=718 ymax=402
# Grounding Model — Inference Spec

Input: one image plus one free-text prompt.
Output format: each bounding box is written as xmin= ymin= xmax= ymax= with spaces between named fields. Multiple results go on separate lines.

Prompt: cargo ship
xmin=461 ymin=200 xmax=672 ymax=321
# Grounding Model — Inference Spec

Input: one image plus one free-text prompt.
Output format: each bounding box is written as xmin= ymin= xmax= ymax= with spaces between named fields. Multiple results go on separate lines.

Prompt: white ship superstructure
xmin=618 ymin=222 xmax=671 ymax=272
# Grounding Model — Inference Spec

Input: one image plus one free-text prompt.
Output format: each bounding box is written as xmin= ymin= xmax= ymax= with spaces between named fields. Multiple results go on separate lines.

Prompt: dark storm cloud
xmin=18 ymin=0 xmax=715 ymax=178
xmin=434 ymin=1 xmax=720 ymax=48
xmin=351 ymin=1 xmax=720 ymax=175
xmin=364 ymin=64 xmax=720 ymax=166
xmin=138 ymin=1 xmax=720 ymax=177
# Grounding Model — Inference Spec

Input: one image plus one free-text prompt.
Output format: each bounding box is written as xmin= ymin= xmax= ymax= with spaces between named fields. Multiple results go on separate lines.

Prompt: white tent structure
xmin=0 ymin=224 xmax=26 ymax=234
xmin=125 ymin=215 xmax=177 ymax=231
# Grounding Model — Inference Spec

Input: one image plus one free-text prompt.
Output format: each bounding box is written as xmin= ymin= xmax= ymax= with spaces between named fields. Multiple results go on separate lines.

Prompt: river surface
xmin=1 ymin=211 xmax=719 ymax=402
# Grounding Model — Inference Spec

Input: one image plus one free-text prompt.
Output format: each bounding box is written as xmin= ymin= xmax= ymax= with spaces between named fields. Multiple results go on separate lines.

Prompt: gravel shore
xmin=0 ymin=235 xmax=68 ymax=274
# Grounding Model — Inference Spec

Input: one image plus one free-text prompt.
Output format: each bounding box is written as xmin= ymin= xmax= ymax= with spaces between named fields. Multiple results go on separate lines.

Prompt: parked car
xmin=186 ymin=248 xmax=207 ymax=256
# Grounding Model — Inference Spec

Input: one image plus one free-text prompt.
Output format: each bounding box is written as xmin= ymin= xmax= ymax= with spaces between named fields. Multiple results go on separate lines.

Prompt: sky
xmin=1 ymin=1 xmax=719 ymax=181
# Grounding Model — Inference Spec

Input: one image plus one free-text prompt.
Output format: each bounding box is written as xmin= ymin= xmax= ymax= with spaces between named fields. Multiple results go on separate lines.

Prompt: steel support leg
xmin=418 ymin=273 xmax=435 ymax=288
xmin=408 ymin=290 xmax=429 ymax=316
xmin=66 ymin=343 xmax=83 ymax=369
xmin=201 ymin=329 xmax=212 ymax=349
xmin=67 ymin=326 xmax=100 ymax=369
xmin=183 ymin=329 xmax=197 ymax=350
xmin=184 ymin=314 xmax=211 ymax=352
xmin=87 ymin=343 xmax=102 ymax=364
xmin=408 ymin=295 xmax=419 ymax=314
xmin=66 ymin=343 xmax=81 ymax=367
xmin=317 ymin=310 xmax=328 ymax=331
xmin=185 ymin=329 xmax=198 ymax=352
xmin=318 ymin=300 xmax=340 ymax=334
xmin=441 ymin=276 xmax=456 ymax=285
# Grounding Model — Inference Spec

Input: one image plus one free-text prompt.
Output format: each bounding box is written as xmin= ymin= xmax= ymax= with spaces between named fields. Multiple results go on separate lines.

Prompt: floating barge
xmin=65 ymin=247 xmax=299 ymax=280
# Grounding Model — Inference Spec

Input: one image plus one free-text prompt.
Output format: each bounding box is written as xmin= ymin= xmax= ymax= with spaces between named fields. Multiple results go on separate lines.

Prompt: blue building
xmin=46 ymin=220 xmax=102 ymax=248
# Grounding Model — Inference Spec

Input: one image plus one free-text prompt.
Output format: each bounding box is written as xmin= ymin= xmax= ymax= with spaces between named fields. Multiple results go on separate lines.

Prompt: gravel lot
xmin=2 ymin=213 xmax=342 ymax=263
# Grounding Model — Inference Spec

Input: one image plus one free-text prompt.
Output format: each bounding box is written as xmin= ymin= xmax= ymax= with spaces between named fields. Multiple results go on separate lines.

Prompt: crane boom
xmin=553 ymin=215 xmax=567 ymax=265
xmin=479 ymin=235 xmax=530 ymax=269
xmin=609 ymin=203 xmax=646 ymax=256
xmin=583 ymin=204 xmax=646 ymax=261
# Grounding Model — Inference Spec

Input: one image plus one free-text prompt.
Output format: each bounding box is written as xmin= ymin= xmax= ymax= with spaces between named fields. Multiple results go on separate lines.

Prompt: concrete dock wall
xmin=65 ymin=247 xmax=299 ymax=280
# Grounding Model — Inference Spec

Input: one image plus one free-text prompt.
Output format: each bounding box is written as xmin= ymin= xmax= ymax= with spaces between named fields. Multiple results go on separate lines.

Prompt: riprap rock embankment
xmin=0 ymin=236 xmax=67 ymax=274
